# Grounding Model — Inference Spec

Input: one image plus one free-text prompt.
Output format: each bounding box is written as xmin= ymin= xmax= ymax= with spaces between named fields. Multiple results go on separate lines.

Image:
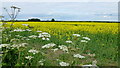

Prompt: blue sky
xmin=1 ymin=2 xmax=118 ymax=21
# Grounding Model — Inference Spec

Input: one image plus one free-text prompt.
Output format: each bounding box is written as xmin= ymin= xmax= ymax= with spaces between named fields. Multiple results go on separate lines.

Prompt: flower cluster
xmin=73 ymin=54 xmax=85 ymax=59
xmin=11 ymin=43 xmax=28 ymax=49
xmin=28 ymin=49 xmax=39 ymax=54
xmin=73 ymin=34 xmax=80 ymax=37
xmin=13 ymin=29 xmax=25 ymax=32
xmin=51 ymin=48 xmax=58 ymax=52
xmin=25 ymin=56 xmax=34 ymax=60
xmin=29 ymin=35 xmax=38 ymax=39
xmin=65 ymin=40 xmax=73 ymax=44
xmin=58 ymin=45 xmax=68 ymax=53
xmin=36 ymin=31 xmax=42 ymax=33
xmin=0 ymin=44 xmax=10 ymax=48
xmin=38 ymin=32 xmax=51 ymax=40
xmin=42 ymin=43 xmax=56 ymax=49
xmin=59 ymin=62 xmax=69 ymax=66
xmin=81 ymin=37 xmax=91 ymax=43
xmin=38 ymin=59 xmax=45 ymax=66
xmin=22 ymin=24 xmax=29 ymax=26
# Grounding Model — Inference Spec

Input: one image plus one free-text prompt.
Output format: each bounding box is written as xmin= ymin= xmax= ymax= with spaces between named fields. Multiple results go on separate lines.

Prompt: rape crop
xmin=1 ymin=22 xmax=118 ymax=67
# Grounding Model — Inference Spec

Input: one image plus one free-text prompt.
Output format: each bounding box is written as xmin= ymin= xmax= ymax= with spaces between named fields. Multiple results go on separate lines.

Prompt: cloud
xmin=1 ymin=0 xmax=119 ymax=2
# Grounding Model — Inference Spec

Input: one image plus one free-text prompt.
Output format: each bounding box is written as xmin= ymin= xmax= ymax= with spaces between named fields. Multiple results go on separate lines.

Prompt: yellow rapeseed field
xmin=10 ymin=22 xmax=118 ymax=34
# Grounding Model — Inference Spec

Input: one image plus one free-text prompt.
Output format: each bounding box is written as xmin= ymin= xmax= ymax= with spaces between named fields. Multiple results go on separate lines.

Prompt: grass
xmin=1 ymin=21 xmax=118 ymax=66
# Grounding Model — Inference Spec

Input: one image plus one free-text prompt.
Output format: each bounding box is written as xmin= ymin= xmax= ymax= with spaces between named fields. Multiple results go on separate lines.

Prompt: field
xmin=1 ymin=22 xmax=118 ymax=66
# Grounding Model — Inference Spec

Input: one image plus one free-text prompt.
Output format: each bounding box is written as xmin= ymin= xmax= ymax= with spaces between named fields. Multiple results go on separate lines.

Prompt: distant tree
xmin=28 ymin=18 xmax=41 ymax=22
xmin=51 ymin=18 xmax=55 ymax=22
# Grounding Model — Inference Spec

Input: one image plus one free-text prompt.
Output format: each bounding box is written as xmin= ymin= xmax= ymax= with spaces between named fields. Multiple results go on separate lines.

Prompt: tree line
xmin=28 ymin=18 xmax=55 ymax=22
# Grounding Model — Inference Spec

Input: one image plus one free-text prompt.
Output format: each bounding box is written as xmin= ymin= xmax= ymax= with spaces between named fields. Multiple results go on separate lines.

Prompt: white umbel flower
xmin=42 ymin=43 xmax=56 ymax=48
xmin=37 ymin=31 xmax=42 ymax=33
xmin=65 ymin=41 xmax=72 ymax=43
xmin=73 ymin=34 xmax=80 ymax=37
xmin=81 ymin=40 xmax=88 ymax=43
xmin=0 ymin=44 xmax=10 ymax=48
xmin=26 ymin=29 xmax=32 ymax=31
xmin=22 ymin=24 xmax=28 ymax=26
xmin=73 ymin=54 xmax=85 ymax=59
xmin=29 ymin=35 xmax=37 ymax=38
xmin=28 ymin=49 xmax=39 ymax=54
xmin=83 ymin=37 xmax=90 ymax=40
xmin=51 ymin=48 xmax=58 ymax=52
xmin=59 ymin=62 xmax=69 ymax=66
xmin=58 ymin=45 xmax=68 ymax=53
xmin=25 ymin=56 xmax=34 ymax=60
xmin=14 ymin=29 xmax=25 ymax=32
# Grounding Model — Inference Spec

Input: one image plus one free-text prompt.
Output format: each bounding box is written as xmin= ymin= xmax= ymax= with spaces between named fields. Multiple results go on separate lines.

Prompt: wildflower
xmin=92 ymin=60 xmax=97 ymax=65
xmin=37 ymin=31 xmax=42 ymax=33
xmin=38 ymin=59 xmax=45 ymax=66
xmin=65 ymin=40 xmax=72 ymax=43
xmin=81 ymin=60 xmax=98 ymax=68
xmin=73 ymin=34 xmax=80 ymax=37
xmin=88 ymin=53 xmax=96 ymax=57
xmin=58 ymin=45 xmax=68 ymax=53
xmin=42 ymin=37 xmax=46 ymax=40
xmin=38 ymin=32 xmax=51 ymax=40
xmin=42 ymin=43 xmax=56 ymax=49
xmin=81 ymin=40 xmax=88 ymax=43
xmin=83 ymin=37 xmax=90 ymax=40
xmin=0 ymin=44 xmax=10 ymax=48
xmin=73 ymin=54 xmax=85 ymax=59
xmin=51 ymin=48 xmax=58 ymax=52
xmin=10 ymin=38 xmax=20 ymax=42
xmin=22 ymin=24 xmax=28 ymax=26
xmin=26 ymin=39 xmax=30 ymax=40
xmin=28 ymin=49 xmax=39 ymax=54
xmin=15 ymin=35 xmax=23 ymax=38
xmin=11 ymin=44 xmax=19 ymax=48
xmin=46 ymin=38 xmax=50 ymax=40
xmin=39 ymin=32 xmax=51 ymax=38
xmin=19 ymin=43 xmax=28 ymax=47
xmin=21 ymin=37 xmax=27 ymax=40
xmin=11 ymin=43 xmax=28 ymax=49
xmin=26 ymin=29 xmax=32 ymax=31
xmin=25 ymin=56 xmax=34 ymax=60
xmin=13 ymin=29 xmax=25 ymax=32
xmin=29 ymin=35 xmax=37 ymax=38
xmin=59 ymin=62 xmax=69 ymax=66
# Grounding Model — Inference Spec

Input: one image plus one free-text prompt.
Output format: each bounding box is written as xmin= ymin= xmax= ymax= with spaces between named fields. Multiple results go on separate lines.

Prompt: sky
xmin=1 ymin=0 xmax=120 ymax=2
xmin=0 ymin=0 xmax=119 ymax=21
